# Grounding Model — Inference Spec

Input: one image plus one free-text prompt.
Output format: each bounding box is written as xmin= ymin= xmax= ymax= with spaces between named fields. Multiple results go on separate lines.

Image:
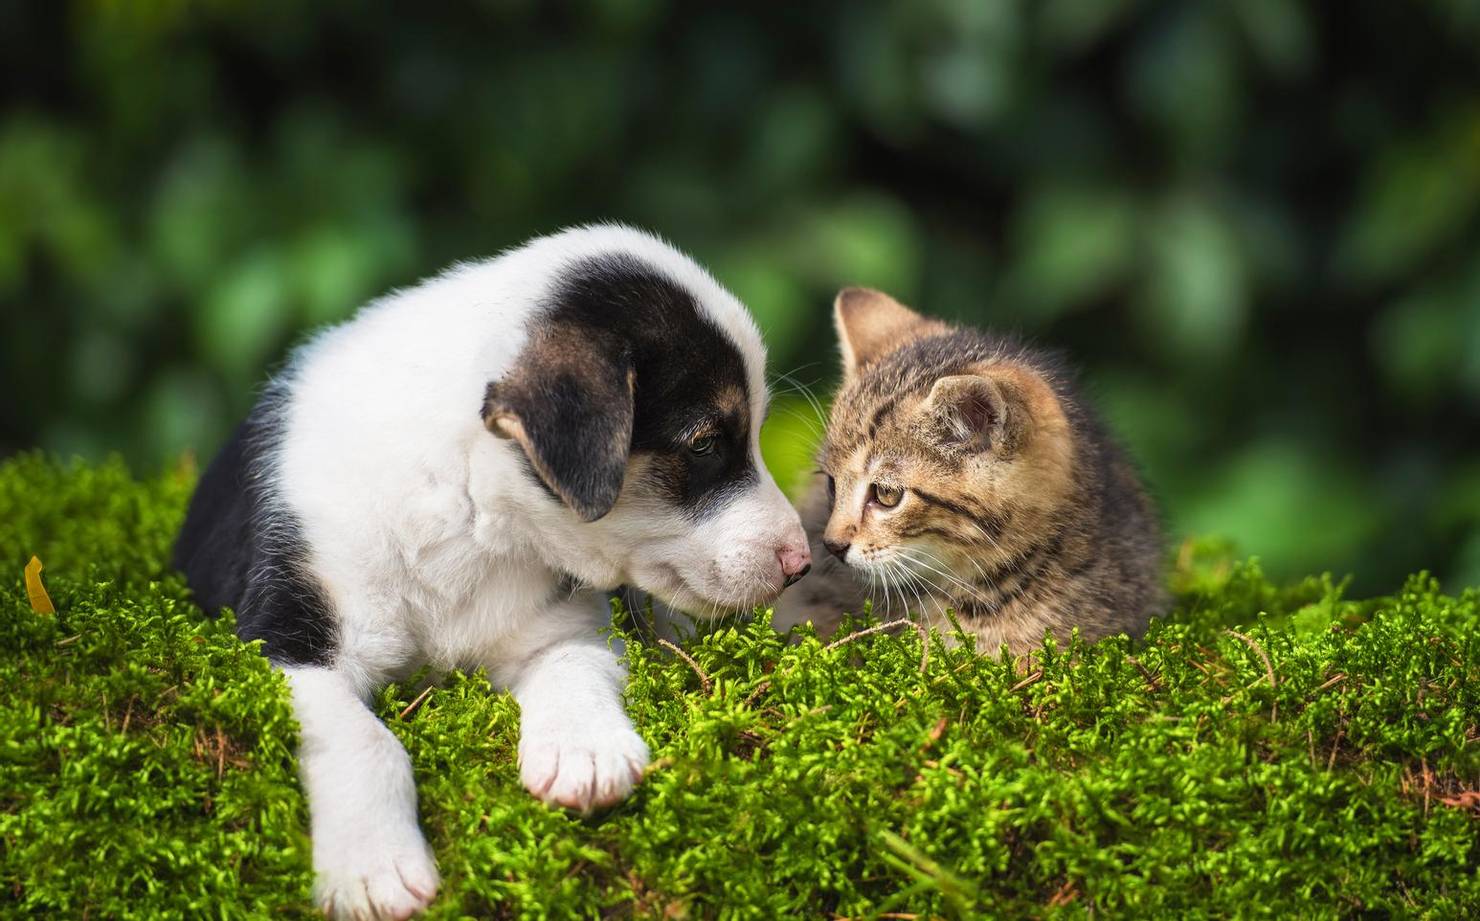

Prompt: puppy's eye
xmin=689 ymin=433 xmax=718 ymax=456
xmin=870 ymin=483 xmax=904 ymax=508
xmin=826 ymin=474 xmax=836 ymax=506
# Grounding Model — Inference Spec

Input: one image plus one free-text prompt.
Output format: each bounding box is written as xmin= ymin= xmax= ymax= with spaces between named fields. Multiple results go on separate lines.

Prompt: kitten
xmin=773 ymin=288 xmax=1165 ymax=654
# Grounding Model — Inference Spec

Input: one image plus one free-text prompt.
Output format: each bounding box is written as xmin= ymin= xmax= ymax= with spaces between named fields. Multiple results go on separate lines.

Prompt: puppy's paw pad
xmin=314 ymin=837 xmax=439 ymax=920
xmin=519 ymin=724 xmax=650 ymax=813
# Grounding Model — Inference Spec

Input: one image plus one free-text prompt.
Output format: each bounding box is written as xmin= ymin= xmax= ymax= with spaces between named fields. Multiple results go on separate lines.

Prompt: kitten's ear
xmin=919 ymin=367 xmax=1043 ymax=456
xmin=482 ymin=329 xmax=635 ymax=522
xmin=834 ymin=288 xmax=945 ymax=381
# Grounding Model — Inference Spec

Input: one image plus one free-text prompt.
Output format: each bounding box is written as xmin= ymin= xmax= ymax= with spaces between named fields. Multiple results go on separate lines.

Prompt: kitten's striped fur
xmin=773 ymin=289 xmax=1165 ymax=654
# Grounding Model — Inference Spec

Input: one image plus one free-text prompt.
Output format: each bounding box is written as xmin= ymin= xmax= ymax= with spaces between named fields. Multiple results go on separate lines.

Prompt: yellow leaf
xmin=25 ymin=556 xmax=55 ymax=615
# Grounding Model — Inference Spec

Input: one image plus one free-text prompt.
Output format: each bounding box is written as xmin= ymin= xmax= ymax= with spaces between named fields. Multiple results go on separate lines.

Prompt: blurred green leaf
xmin=1335 ymin=108 xmax=1480 ymax=286
xmin=1450 ymin=528 xmax=1480 ymax=590
xmin=792 ymin=194 xmax=922 ymax=295
xmin=1371 ymin=274 xmax=1472 ymax=404
xmin=1136 ymin=194 xmax=1247 ymax=363
xmin=0 ymin=121 xmax=116 ymax=292
xmin=200 ymin=249 xmax=292 ymax=382
xmin=1231 ymin=0 xmax=1314 ymax=79
xmin=1006 ymin=184 xmax=1137 ymax=319
xmin=918 ymin=1 xmax=1020 ymax=127
xmin=292 ymin=222 xmax=415 ymax=326
xmin=1040 ymin=0 xmax=1143 ymax=54
xmin=1176 ymin=443 xmax=1383 ymax=580
xmin=70 ymin=330 xmax=135 ymax=406
xmin=743 ymin=88 xmax=839 ymax=194
xmin=148 ymin=138 xmax=254 ymax=291
xmin=714 ymin=245 xmax=812 ymax=356
xmin=1126 ymin=4 xmax=1240 ymax=159
xmin=760 ymin=394 xmax=826 ymax=499
xmin=140 ymin=367 xmax=227 ymax=464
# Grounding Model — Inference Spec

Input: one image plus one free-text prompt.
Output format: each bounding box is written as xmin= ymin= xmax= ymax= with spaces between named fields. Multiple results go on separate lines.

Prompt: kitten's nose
xmin=822 ymin=537 xmax=850 ymax=560
xmin=778 ymin=545 xmax=812 ymax=587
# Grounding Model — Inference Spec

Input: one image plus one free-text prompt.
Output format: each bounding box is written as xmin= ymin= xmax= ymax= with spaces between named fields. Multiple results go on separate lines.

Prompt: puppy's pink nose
xmin=778 ymin=544 xmax=812 ymax=587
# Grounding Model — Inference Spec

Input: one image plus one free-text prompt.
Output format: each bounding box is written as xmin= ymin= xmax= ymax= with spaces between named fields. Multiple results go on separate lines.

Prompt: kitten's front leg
xmin=285 ymin=665 xmax=439 ymax=920
xmin=488 ymin=598 xmax=651 ymax=813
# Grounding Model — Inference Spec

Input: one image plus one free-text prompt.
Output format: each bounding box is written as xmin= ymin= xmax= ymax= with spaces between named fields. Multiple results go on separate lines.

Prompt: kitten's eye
xmin=689 ymin=433 xmax=717 ymax=456
xmin=871 ymin=483 xmax=904 ymax=508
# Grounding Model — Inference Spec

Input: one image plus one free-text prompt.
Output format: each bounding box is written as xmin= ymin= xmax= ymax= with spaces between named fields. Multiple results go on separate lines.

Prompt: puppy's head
xmin=483 ymin=236 xmax=809 ymax=615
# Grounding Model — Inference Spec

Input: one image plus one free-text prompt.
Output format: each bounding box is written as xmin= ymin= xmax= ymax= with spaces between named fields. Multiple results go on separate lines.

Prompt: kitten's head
xmin=816 ymin=288 xmax=1078 ymax=592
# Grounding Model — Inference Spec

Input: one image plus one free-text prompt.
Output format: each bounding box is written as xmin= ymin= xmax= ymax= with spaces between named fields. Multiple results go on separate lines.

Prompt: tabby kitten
xmin=773 ymin=288 xmax=1164 ymax=654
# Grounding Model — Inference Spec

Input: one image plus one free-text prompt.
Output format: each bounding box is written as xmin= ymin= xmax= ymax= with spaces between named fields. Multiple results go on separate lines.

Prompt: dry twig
xmin=1439 ymin=791 xmax=1480 ymax=810
xmin=1011 ymin=671 xmax=1043 ymax=693
xmin=1314 ymin=673 xmax=1347 ymax=694
xmin=1126 ymin=655 xmax=1160 ymax=691
xmin=1225 ymin=628 xmax=1278 ymax=721
xmin=823 ymin=618 xmax=914 ymax=651
xmin=397 ymin=685 xmax=436 ymax=721
xmin=1223 ymin=629 xmax=1276 ymax=688
xmin=659 ymin=639 xmax=713 ymax=695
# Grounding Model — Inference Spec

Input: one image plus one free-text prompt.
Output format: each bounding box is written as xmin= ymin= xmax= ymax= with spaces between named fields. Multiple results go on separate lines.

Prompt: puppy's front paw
xmin=518 ymin=720 xmax=650 ymax=813
xmin=313 ymin=828 xmax=439 ymax=920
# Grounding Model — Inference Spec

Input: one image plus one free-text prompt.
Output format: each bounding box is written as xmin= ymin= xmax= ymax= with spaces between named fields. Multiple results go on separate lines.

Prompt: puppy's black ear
xmin=482 ymin=328 xmax=635 ymax=522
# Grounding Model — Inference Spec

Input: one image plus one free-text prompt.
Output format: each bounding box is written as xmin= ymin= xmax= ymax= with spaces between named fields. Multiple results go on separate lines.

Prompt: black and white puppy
xmin=174 ymin=225 xmax=811 ymax=919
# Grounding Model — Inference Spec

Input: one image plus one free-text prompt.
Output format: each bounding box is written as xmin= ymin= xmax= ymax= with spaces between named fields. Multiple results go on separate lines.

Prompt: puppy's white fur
xmin=264 ymin=226 xmax=803 ymax=918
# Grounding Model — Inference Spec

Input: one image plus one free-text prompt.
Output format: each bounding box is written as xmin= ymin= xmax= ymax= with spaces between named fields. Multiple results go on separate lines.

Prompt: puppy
xmin=173 ymin=225 xmax=811 ymax=919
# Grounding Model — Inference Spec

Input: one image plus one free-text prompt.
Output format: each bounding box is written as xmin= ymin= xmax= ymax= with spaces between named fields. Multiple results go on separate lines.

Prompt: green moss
xmin=2 ymin=454 xmax=1477 ymax=918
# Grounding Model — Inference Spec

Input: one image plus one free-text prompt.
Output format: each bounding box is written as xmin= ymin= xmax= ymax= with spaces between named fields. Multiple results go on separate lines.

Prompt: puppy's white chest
xmin=406 ymin=542 xmax=553 ymax=671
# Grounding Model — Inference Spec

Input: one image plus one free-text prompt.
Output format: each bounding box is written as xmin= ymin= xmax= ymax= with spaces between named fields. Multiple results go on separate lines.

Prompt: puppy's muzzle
xmin=778 ymin=544 xmax=812 ymax=588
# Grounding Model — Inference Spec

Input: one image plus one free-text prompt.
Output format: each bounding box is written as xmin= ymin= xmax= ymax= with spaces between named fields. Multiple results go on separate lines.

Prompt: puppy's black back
xmin=174 ymin=408 xmax=337 ymax=666
xmin=174 ymin=421 xmax=253 ymax=612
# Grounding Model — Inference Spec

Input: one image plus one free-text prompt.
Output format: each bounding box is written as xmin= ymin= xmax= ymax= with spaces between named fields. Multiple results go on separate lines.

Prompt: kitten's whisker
xmin=771 ymin=368 xmax=828 ymax=431
xmin=897 ymin=547 xmax=986 ymax=601
xmin=891 ymin=559 xmax=929 ymax=618
xmin=893 ymin=562 xmax=917 ymax=621
xmin=876 ymin=564 xmax=893 ymax=617
xmin=910 ymin=545 xmax=991 ymax=591
xmin=767 ymin=362 xmax=822 ymax=391
xmin=881 ymin=562 xmax=901 ymax=618
xmin=905 ymin=563 xmax=941 ymax=605
xmin=903 ymin=545 xmax=979 ymax=587
xmin=902 ymin=568 xmax=945 ymax=609
xmin=769 ymin=374 xmax=829 ymax=445
xmin=901 ymin=564 xmax=946 ymax=615
xmin=963 ymin=520 xmax=1004 ymax=552
xmin=882 ymin=559 xmax=905 ymax=615
xmin=776 ymin=405 xmax=825 ymax=441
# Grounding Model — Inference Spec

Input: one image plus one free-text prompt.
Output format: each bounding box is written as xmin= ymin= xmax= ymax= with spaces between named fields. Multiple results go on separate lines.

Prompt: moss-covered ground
xmin=2 ymin=454 xmax=1477 ymax=918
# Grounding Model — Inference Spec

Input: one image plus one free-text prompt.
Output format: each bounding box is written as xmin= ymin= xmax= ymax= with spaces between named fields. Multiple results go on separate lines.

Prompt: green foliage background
xmin=4 ymin=456 xmax=1479 ymax=918
xmin=4 ymin=1 xmax=1480 ymax=592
